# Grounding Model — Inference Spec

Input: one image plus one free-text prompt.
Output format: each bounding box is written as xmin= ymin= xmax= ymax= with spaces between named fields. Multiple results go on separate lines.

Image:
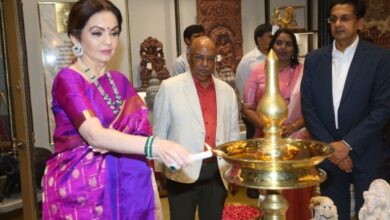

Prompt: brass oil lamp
xmin=216 ymin=49 xmax=333 ymax=219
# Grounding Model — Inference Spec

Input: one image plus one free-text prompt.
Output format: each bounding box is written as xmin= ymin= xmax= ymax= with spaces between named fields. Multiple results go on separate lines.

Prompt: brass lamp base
xmin=216 ymin=138 xmax=332 ymax=219
xmin=260 ymin=190 xmax=289 ymax=220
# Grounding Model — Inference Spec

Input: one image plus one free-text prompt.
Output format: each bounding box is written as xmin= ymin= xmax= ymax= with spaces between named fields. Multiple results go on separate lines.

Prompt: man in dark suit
xmin=301 ymin=1 xmax=390 ymax=219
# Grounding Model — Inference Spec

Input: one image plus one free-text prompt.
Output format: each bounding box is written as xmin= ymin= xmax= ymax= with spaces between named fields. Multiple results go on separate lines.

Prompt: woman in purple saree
xmin=42 ymin=1 xmax=190 ymax=219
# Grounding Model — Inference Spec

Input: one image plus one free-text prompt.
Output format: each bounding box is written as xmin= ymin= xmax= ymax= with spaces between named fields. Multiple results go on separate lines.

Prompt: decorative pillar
xmin=318 ymin=0 xmax=333 ymax=47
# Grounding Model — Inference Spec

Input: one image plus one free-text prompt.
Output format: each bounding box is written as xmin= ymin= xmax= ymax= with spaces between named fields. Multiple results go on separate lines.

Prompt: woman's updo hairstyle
xmin=67 ymin=0 xmax=122 ymax=40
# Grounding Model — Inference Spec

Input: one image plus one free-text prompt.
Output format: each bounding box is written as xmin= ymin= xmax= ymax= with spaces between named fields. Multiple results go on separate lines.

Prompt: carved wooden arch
xmin=196 ymin=0 xmax=243 ymax=74
xmin=360 ymin=0 xmax=390 ymax=48
xmin=209 ymin=25 xmax=237 ymax=73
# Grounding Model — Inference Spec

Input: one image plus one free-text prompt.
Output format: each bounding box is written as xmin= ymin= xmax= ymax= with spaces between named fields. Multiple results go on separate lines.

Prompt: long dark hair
xmin=268 ymin=28 xmax=299 ymax=68
xmin=67 ymin=0 xmax=123 ymax=40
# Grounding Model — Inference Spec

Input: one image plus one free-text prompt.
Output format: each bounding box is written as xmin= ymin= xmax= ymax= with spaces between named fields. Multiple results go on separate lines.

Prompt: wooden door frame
xmin=1 ymin=0 xmax=37 ymax=219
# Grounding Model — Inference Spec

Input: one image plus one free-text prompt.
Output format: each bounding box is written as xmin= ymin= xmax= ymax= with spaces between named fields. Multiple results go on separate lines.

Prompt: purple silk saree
xmin=42 ymin=68 xmax=160 ymax=219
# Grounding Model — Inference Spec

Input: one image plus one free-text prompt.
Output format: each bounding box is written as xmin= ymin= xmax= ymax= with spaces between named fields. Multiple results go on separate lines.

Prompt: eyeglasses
xmin=193 ymin=54 xmax=216 ymax=63
xmin=327 ymin=14 xmax=355 ymax=24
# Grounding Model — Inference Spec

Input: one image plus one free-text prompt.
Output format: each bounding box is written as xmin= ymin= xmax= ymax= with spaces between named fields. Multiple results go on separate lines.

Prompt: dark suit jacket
xmin=301 ymin=39 xmax=390 ymax=171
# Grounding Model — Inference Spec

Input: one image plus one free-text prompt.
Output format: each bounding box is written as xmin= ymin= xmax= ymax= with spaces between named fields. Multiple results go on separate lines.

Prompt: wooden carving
xmin=360 ymin=0 xmax=390 ymax=48
xmin=196 ymin=0 xmax=243 ymax=74
xmin=139 ymin=37 xmax=170 ymax=89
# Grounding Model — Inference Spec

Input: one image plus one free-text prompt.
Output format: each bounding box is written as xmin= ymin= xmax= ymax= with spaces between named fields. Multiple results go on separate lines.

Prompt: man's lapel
xmin=322 ymin=46 xmax=337 ymax=129
xmin=340 ymin=41 xmax=366 ymax=106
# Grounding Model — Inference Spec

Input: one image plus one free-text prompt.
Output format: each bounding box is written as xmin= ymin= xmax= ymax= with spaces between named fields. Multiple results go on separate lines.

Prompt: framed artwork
xmin=270 ymin=5 xmax=307 ymax=31
xmin=38 ymin=1 xmax=76 ymax=144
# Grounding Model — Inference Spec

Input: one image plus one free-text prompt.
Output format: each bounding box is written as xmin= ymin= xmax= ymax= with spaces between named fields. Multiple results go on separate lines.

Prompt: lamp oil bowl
xmin=216 ymin=138 xmax=332 ymax=189
xmin=215 ymin=50 xmax=333 ymax=220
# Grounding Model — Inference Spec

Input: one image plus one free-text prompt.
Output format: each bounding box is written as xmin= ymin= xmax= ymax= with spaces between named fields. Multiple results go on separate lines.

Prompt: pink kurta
xmin=244 ymin=61 xmax=309 ymax=139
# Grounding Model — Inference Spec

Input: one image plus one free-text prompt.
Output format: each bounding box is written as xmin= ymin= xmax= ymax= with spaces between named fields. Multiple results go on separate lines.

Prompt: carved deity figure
xmin=139 ymin=37 xmax=170 ymax=89
xmin=272 ymin=7 xmax=298 ymax=29
xmin=217 ymin=67 xmax=236 ymax=90
xmin=310 ymin=196 xmax=338 ymax=220
xmin=210 ymin=27 xmax=237 ymax=73
xmin=145 ymin=71 xmax=160 ymax=112
xmin=359 ymin=179 xmax=390 ymax=220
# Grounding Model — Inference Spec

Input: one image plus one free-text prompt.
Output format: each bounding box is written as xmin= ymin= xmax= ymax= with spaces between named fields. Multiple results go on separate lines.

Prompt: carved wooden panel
xmin=196 ymin=0 xmax=243 ymax=74
xmin=360 ymin=0 xmax=390 ymax=48
xmin=139 ymin=37 xmax=170 ymax=89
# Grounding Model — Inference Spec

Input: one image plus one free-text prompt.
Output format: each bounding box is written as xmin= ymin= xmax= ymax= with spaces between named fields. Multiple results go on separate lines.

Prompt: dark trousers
xmin=319 ymin=160 xmax=385 ymax=220
xmin=243 ymin=116 xmax=255 ymax=139
xmin=167 ymin=159 xmax=227 ymax=220
xmin=243 ymin=116 xmax=259 ymax=197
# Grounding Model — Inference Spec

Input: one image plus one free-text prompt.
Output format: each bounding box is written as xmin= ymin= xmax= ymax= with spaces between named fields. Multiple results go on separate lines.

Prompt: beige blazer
xmin=153 ymin=72 xmax=240 ymax=189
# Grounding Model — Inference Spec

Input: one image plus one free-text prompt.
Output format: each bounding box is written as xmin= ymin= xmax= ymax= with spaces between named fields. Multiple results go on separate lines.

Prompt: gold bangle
xmin=291 ymin=123 xmax=298 ymax=131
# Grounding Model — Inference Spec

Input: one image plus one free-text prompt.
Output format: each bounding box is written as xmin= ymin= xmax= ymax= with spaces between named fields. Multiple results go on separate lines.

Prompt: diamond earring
xmin=72 ymin=43 xmax=83 ymax=57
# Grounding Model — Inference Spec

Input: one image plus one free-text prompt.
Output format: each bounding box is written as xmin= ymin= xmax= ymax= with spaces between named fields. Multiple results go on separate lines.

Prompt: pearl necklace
xmin=78 ymin=58 xmax=123 ymax=116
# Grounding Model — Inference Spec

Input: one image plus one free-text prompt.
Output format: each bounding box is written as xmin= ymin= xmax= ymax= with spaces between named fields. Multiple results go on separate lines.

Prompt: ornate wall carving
xmin=139 ymin=37 xmax=170 ymax=89
xmin=196 ymin=0 xmax=243 ymax=74
xmin=360 ymin=0 xmax=390 ymax=48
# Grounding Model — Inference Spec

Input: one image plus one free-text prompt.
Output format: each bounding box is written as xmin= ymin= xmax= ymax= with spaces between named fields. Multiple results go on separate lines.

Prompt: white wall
xmin=178 ymin=0 xmax=197 ymax=55
xmin=128 ymin=0 xmax=177 ymax=89
xmin=241 ymin=0 xmax=266 ymax=53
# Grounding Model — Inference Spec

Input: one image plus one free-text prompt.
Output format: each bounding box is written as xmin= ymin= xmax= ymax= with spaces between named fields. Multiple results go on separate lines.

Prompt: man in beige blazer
xmin=153 ymin=36 xmax=239 ymax=220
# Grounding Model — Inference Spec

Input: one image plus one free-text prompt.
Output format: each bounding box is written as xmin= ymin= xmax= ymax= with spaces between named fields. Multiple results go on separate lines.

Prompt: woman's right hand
xmin=281 ymin=124 xmax=296 ymax=137
xmin=153 ymin=138 xmax=192 ymax=170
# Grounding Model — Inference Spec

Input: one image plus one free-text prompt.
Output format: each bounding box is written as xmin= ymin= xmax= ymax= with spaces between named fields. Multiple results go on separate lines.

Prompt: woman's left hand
xmin=88 ymin=146 xmax=109 ymax=154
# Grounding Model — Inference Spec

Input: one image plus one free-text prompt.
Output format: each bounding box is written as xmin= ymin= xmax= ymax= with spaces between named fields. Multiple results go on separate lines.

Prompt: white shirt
xmin=235 ymin=47 xmax=266 ymax=99
xmin=172 ymin=52 xmax=189 ymax=76
xmin=332 ymin=36 xmax=359 ymax=129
